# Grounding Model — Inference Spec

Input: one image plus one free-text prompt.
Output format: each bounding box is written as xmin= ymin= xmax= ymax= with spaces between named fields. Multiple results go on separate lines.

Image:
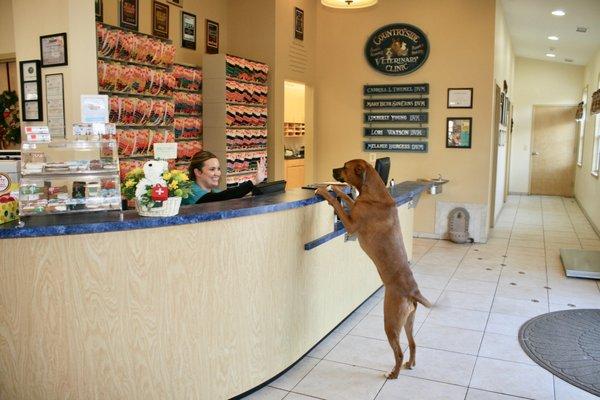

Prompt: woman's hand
xmin=252 ymin=157 xmax=267 ymax=185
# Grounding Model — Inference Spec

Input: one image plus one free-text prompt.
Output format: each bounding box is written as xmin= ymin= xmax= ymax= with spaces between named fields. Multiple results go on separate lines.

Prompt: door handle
xmin=531 ymin=151 xmax=539 ymax=156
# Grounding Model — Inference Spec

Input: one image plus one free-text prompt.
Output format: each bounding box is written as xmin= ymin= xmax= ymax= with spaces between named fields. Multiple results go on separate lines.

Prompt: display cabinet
xmin=203 ymin=54 xmax=269 ymax=187
xmin=19 ymin=139 xmax=121 ymax=215
xmin=284 ymin=122 xmax=305 ymax=137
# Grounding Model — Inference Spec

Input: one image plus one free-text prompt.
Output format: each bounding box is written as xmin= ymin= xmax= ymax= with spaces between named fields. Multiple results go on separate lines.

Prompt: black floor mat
xmin=518 ymin=309 xmax=600 ymax=397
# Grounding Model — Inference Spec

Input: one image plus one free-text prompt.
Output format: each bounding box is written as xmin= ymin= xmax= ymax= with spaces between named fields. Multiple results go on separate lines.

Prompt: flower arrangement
xmin=121 ymin=164 xmax=192 ymax=209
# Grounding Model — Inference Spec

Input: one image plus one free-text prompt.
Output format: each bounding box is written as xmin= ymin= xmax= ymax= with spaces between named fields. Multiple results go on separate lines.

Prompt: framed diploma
xmin=120 ymin=0 xmax=139 ymax=31
xmin=181 ymin=11 xmax=196 ymax=50
xmin=45 ymin=73 xmax=66 ymax=137
xmin=19 ymin=60 xmax=43 ymax=121
xmin=40 ymin=32 xmax=68 ymax=67
xmin=206 ymin=19 xmax=219 ymax=54
xmin=295 ymin=7 xmax=304 ymax=41
xmin=152 ymin=1 xmax=169 ymax=39
xmin=447 ymin=88 xmax=473 ymax=109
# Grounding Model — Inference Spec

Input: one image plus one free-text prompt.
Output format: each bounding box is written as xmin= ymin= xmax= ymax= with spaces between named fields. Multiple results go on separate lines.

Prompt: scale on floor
xmin=560 ymin=249 xmax=600 ymax=279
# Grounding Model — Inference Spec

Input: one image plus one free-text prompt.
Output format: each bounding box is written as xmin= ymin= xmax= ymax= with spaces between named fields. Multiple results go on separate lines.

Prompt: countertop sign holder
xmin=363 ymin=83 xmax=429 ymax=153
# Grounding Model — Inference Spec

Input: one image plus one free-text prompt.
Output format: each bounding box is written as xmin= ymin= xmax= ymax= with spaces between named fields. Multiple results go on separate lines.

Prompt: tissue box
xmin=0 ymin=195 xmax=18 ymax=224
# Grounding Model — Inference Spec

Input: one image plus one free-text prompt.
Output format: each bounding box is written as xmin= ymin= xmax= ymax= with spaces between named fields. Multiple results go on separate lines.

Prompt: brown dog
xmin=316 ymin=159 xmax=431 ymax=379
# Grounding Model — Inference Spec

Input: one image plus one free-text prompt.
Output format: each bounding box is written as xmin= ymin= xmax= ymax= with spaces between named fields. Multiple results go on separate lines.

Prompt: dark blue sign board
xmin=364 ymin=83 xmax=429 ymax=95
xmin=364 ymin=128 xmax=428 ymax=137
xmin=365 ymin=112 xmax=428 ymax=123
xmin=364 ymin=98 xmax=429 ymax=109
xmin=364 ymin=24 xmax=430 ymax=76
xmin=364 ymin=142 xmax=428 ymax=152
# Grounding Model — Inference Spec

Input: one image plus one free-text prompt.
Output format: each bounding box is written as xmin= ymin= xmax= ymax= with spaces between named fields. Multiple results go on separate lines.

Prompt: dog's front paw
xmin=403 ymin=361 xmax=415 ymax=370
xmin=315 ymin=187 xmax=329 ymax=198
xmin=385 ymin=370 xmax=399 ymax=379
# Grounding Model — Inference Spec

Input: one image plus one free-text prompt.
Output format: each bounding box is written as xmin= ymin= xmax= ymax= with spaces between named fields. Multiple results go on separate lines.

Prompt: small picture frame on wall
xmin=181 ymin=11 xmax=196 ymax=50
xmin=206 ymin=19 xmax=219 ymax=54
xmin=40 ymin=33 xmax=68 ymax=67
xmin=446 ymin=117 xmax=472 ymax=149
xmin=95 ymin=0 xmax=103 ymax=22
xmin=167 ymin=0 xmax=182 ymax=7
xmin=294 ymin=7 xmax=304 ymax=41
xmin=19 ymin=60 xmax=43 ymax=121
xmin=120 ymin=0 xmax=139 ymax=31
xmin=153 ymin=1 xmax=169 ymax=39
xmin=447 ymin=88 xmax=473 ymax=108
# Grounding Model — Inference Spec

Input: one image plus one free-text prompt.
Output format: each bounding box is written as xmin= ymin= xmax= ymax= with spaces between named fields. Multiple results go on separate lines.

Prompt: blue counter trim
xmin=0 ymin=181 xmax=429 ymax=239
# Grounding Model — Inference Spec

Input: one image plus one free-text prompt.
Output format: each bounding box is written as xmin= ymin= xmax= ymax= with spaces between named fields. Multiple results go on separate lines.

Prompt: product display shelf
xmin=203 ymin=54 xmax=270 ymax=188
xmin=284 ymin=122 xmax=306 ymax=137
xmin=96 ymin=22 xmax=176 ymax=181
xmin=172 ymin=64 xmax=203 ymax=168
xmin=19 ymin=139 xmax=122 ymax=216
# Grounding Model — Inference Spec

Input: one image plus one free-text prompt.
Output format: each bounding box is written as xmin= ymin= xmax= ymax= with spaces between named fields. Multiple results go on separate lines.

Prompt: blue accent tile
xmin=0 ymin=182 xmax=430 ymax=240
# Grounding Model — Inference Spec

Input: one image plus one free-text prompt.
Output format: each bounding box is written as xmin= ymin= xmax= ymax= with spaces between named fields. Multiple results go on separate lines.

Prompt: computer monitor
xmin=374 ymin=157 xmax=390 ymax=186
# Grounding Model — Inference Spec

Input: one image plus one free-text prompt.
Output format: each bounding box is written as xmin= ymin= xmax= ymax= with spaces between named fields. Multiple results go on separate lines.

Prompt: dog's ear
xmin=354 ymin=164 xmax=367 ymax=186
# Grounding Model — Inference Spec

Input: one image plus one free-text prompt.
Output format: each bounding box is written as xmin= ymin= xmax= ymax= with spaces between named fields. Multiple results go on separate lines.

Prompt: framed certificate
xmin=295 ymin=7 xmax=304 ymax=41
xmin=40 ymin=32 xmax=68 ymax=67
xmin=206 ymin=19 xmax=219 ymax=54
xmin=120 ymin=0 xmax=139 ymax=31
xmin=182 ymin=11 xmax=196 ymax=50
xmin=447 ymin=88 xmax=473 ymax=109
xmin=45 ymin=73 xmax=66 ymax=137
xmin=19 ymin=60 xmax=43 ymax=121
xmin=152 ymin=1 xmax=169 ymax=39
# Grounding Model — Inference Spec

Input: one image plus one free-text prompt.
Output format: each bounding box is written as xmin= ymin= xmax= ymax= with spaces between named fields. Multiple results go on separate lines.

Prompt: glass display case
xmin=19 ymin=139 xmax=121 ymax=215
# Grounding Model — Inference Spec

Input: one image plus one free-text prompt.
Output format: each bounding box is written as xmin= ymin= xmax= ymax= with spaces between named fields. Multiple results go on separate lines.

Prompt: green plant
xmin=0 ymin=90 xmax=20 ymax=149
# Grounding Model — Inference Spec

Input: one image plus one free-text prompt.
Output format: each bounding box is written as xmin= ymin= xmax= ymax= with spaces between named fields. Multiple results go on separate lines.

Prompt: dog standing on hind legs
xmin=315 ymin=159 xmax=431 ymax=379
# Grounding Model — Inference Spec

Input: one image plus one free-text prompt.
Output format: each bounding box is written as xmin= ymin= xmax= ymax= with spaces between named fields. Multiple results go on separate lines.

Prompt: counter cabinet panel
xmin=0 ymin=201 xmax=413 ymax=399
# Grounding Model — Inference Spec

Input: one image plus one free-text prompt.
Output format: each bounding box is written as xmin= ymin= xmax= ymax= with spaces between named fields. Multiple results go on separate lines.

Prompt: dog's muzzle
xmin=332 ymin=167 xmax=345 ymax=182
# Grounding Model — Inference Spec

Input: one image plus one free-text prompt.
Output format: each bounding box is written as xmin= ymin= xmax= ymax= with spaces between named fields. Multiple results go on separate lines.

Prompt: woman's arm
xmin=195 ymin=181 xmax=254 ymax=204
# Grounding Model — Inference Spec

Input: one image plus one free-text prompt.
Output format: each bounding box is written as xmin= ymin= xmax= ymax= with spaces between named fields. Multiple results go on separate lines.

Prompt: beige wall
xmin=0 ymin=0 xmax=15 ymax=59
xmin=509 ymin=57 xmax=584 ymax=193
xmin=574 ymin=49 xmax=600 ymax=231
xmin=314 ymin=0 xmax=496 ymax=235
xmin=12 ymin=0 xmax=97 ymax=139
xmin=490 ymin=0 xmax=514 ymax=223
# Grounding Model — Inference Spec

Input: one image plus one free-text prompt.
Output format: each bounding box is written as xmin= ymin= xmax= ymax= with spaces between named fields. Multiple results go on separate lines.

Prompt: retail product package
xmin=0 ymin=180 xmax=19 ymax=225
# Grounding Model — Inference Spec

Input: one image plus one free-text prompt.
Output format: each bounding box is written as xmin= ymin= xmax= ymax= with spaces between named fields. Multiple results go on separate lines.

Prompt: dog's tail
xmin=412 ymin=291 xmax=432 ymax=308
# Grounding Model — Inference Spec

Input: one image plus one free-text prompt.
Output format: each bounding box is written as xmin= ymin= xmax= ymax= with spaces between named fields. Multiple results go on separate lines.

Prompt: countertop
xmin=0 ymin=181 xmax=429 ymax=239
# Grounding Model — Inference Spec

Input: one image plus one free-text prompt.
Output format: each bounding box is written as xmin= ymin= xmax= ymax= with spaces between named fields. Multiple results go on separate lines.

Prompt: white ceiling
xmin=500 ymin=0 xmax=600 ymax=65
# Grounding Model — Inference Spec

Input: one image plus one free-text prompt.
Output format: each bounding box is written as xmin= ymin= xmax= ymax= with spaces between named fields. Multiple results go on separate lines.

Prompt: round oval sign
xmin=364 ymin=23 xmax=430 ymax=76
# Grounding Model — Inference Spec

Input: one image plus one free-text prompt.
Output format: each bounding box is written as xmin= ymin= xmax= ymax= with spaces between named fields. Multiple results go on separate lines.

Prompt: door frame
xmin=489 ymin=83 xmax=502 ymax=228
xmin=528 ymin=104 xmax=579 ymax=195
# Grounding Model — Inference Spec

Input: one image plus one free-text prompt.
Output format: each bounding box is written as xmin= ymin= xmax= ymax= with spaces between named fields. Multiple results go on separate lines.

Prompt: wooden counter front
xmin=0 ymin=200 xmax=413 ymax=399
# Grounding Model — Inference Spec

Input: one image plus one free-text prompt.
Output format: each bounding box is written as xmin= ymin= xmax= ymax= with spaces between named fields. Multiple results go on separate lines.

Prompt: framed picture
xmin=45 ymin=73 xmax=66 ymax=137
xmin=294 ymin=7 xmax=304 ymax=41
xmin=152 ymin=1 xmax=169 ymax=39
xmin=206 ymin=19 xmax=219 ymax=54
xmin=446 ymin=117 xmax=472 ymax=149
xmin=19 ymin=60 xmax=43 ymax=121
xmin=40 ymin=33 xmax=68 ymax=67
xmin=95 ymin=0 xmax=103 ymax=22
xmin=120 ymin=0 xmax=139 ymax=31
xmin=181 ymin=11 xmax=196 ymax=50
xmin=167 ymin=0 xmax=182 ymax=7
xmin=447 ymin=88 xmax=473 ymax=108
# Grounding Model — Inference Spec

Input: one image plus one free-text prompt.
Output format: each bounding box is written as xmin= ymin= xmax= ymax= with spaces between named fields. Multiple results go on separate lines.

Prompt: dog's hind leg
xmin=383 ymin=292 xmax=411 ymax=379
xmin=403 ymin=302 xmax=417 ymax=369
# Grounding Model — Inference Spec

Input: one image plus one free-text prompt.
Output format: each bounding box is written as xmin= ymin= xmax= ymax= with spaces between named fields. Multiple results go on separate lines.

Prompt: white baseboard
xmin=413 ymin=231 xmax=442 ymax=239
xmin=574 ymin=196 xmax=600 ymax=237
xmin=509 ymin=191 xmax=528 ymax=195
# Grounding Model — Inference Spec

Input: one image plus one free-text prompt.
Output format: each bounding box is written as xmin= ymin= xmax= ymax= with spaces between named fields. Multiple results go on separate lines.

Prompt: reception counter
xmin=0 ymin=182 xmax=427 ymax=399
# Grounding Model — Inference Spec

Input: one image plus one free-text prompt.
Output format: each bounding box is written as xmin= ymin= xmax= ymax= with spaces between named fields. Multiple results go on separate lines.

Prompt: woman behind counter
xmin=182 ymin=151 xmax=267 ymax=205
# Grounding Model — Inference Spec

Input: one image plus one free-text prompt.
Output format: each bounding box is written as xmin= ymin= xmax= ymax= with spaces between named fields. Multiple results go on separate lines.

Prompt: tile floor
xmin=242 ymin=196 xmax=600 ymax=400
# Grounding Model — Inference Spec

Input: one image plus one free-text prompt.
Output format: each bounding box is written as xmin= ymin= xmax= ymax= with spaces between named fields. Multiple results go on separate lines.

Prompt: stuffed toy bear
xmin=135 ymin=160 xmax=168 ymax=200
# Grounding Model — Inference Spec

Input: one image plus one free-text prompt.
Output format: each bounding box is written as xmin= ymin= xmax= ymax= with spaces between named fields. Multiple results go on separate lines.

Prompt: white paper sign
xmin=81 ymin=95 xmax=109 ymax=123
xmin=45 ymin=74 xmax=65 ymax=137
xmin=153 ymin=143 xmax=178 ymax=160
xmin=24 ymin=126 xmax=51 ymax=142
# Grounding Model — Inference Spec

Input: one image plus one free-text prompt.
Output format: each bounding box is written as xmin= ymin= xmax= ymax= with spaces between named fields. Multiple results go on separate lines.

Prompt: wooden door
xmin=530 ymin=105 xmax=578 ymax=196
xmin=285 ymin=159 xmax=305 ymax=189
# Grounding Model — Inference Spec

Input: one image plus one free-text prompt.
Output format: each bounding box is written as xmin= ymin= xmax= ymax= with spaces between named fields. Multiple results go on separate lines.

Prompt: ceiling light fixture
xmin=551 ymin=9 xmax=565 ymax=16
xmin=546 ymin=53 xmax=556 ymax=58
xmin=321 ymin=0 xmax=378 ymax=9
xmin=548 ymin=36 xmax=559 ymax=41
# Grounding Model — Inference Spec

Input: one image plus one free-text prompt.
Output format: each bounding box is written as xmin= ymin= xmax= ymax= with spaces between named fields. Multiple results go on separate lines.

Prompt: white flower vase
xmin=135 ymin=196 xmax=182 ymax=217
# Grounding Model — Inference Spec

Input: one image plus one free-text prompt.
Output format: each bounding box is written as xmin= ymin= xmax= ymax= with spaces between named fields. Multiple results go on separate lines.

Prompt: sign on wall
xmin=364 ymin=142 xmax=428 ymax=152
xmin=364 ymin=23 xmax=429 ymax=76
xmin=364 ymin=84 xmax=429 ymax=95
xmin=364 ymin=128 xmax=428 ymax=138
xmin=364 ymin=112 xmax=428 ymax=123
xmin=364 ymin=98 xmax=428 ymax=109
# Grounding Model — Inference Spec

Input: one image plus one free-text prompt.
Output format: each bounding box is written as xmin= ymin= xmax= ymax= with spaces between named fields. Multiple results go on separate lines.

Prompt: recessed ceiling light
xmin=565 ymin=58 xmax=573 ymax=62
xmin=552 ymin=9 xmax=565 ymax=16
xmin=546 ymin=53 xmax=556 ymax=58
xmin=576 ymin=26 xmax=587 ymax=33
xmin=548 ymin=36 xmax=559 ymax=41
